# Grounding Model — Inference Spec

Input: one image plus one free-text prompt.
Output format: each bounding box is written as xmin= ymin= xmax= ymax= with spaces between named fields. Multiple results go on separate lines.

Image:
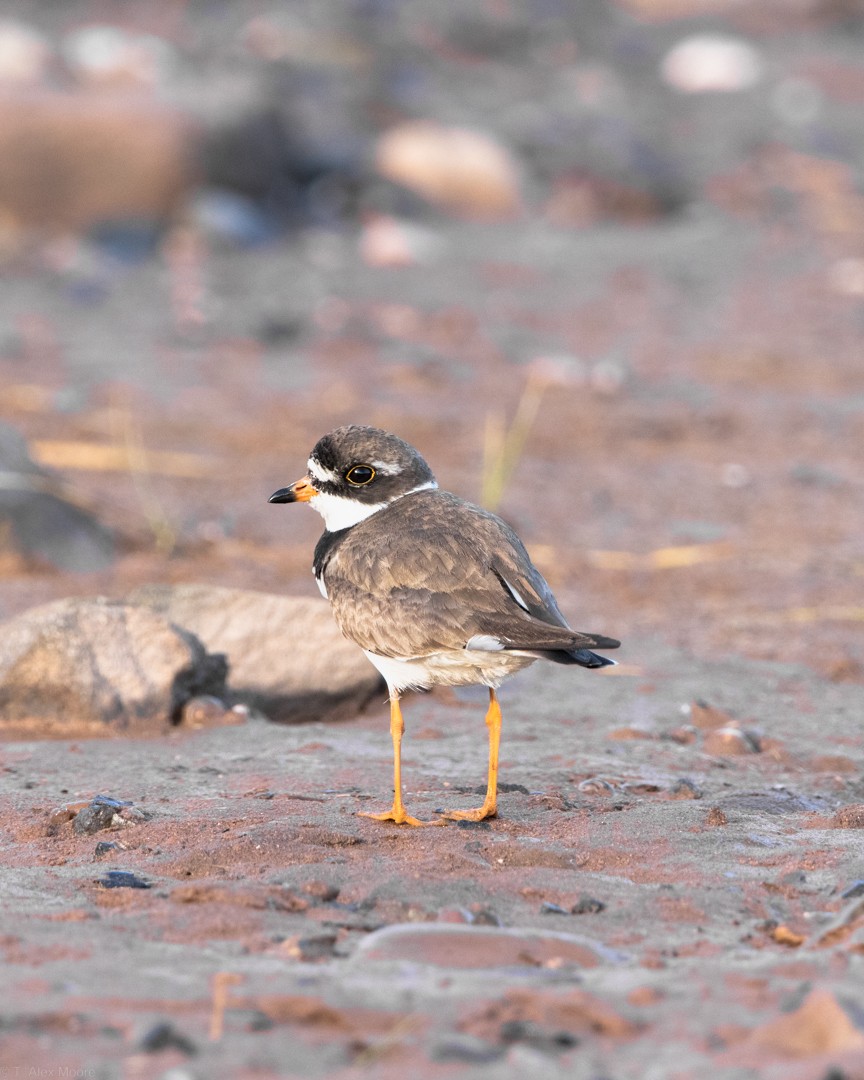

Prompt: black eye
xmin=345 ymin=464 xmax=376 ymax=486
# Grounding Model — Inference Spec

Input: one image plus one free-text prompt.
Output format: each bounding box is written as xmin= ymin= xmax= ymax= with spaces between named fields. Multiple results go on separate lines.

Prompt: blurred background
xmin=0 ymin=0 xmax=862 ymax=679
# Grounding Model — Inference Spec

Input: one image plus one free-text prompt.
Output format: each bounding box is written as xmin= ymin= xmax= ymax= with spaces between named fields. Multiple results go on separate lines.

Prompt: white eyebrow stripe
xmin=368 ymin=459 xmax=400 ymax=476
xmin=307 ymin=458 xmax=338 ymax=484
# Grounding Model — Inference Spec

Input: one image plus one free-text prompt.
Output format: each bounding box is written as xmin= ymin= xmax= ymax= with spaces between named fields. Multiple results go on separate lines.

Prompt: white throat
xmin=309 ymin=480 xmax=437 ymax=533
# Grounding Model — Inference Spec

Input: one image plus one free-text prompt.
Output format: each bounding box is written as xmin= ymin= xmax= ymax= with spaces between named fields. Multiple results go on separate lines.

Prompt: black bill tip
xmin=268 ymin=487 xmax=297 ymax=504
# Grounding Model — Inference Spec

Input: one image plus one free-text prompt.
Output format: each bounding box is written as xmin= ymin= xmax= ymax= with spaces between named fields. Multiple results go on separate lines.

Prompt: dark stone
xmin=96 ymin=871 xmax=152 ymax=890
xmin=73 ymin=803 xmax=118 ymax=835
xmin=571 ymin=895 xmax=606 ymax=915
xmin=138 ymin=1021 xmax=197 ymax=1055
xmin=0 ymin=423 xmax=115 ymax=572
xmin=499 ymin=1019 xmax=579 ymax=1053
xmin=540 ymin=902 xmax=569 ymax=915
xmin=431 ymin=1034 xmax=504 ymax=1063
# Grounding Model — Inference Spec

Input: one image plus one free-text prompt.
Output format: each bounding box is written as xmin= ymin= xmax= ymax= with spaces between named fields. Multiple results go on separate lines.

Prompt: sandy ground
xmin=2 ymin=637 xmax=864 ymax=1078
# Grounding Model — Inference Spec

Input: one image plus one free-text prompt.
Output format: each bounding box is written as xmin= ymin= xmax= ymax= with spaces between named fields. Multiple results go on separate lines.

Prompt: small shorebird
xmin=270 ymin=425 xmax=619 ymax=825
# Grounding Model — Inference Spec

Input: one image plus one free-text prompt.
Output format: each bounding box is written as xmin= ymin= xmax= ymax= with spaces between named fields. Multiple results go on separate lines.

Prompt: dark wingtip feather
xmin=570 ymin=649 xmax=617 ymax=669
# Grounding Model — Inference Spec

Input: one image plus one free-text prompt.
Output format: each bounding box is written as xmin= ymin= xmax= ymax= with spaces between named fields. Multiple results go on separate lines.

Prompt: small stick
xmin=209 ymin=971 xmax=243 ymax=1041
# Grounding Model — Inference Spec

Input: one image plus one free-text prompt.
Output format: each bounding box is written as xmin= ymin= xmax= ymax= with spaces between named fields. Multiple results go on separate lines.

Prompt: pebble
xmin=667 ymin=778 xmax=703 ymax=800
xmin=138 ymin=1021 xmax=197 ymax=1055
xmin=577 ymin=778 xmax=615 ymax=795
xmin=282 ymin=933 xmax=338 ymax=961
xmin=73 ymin=799 xmax=127 ymax=836
xmin=0 ymin=20 xmax=51 ymax=84
xmin=661 ymin=35 xmax=763 ymax=94
xmin=430 ymin=1034 xmax=503 ymax=1064
xmin=571 ymin=896 xmax=606 ymax=915
xmin=94 ymin=841 xmax=123 ymax=858
xmin=703 ymin=727 xmax=761 ymax=756
xmin=96 ymin=871 xmax=152 ymax=890
xmin=832 ymin=805 xmax=864 ymax=829
xmin=348 ymin=923 xmax=623 ymax=969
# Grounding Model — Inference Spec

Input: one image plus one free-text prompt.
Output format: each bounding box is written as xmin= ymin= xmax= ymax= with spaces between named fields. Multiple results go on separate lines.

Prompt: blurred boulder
xmin=374 ymin=121 xmax=523 ymax=219
xmin=0 ymin=89 xmax=198 ymax=233
xmin=61 ymin=26 xmax=177 ymax=90
xmin=0 ymin=423 xmax=114 ymax=572
xmin=199 ymin=105 xmax=362 ymax=228
xmin=0 ymin=597 xmax=228 ymax=735
xmin=128 ymin=584 xmax=383 ymax=723
xmin=0 ymin=20 xmax=51 ymax=85
xmin=661 ymin=35 xmax=763 ymax=94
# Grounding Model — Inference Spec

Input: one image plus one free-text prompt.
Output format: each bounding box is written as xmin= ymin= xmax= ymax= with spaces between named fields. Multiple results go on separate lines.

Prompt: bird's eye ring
xmin=345 ymin=464 xmax=376 ymax=486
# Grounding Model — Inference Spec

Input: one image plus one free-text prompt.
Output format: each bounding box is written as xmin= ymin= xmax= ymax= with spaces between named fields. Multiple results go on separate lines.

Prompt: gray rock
xmin=127 ymin=584 xmax=383 ymax=723
xmin=0 ymin=597 xmax=227 ymax=735
xmin=0 ymin=423 xmax=114 ymax=572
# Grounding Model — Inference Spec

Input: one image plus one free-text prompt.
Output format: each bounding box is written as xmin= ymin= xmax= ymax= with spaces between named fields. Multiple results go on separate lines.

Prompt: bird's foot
xmin=358 ymin=806 xmax=444 ymax=827
xmin=439 ymin=802 xmax=497 ymax=823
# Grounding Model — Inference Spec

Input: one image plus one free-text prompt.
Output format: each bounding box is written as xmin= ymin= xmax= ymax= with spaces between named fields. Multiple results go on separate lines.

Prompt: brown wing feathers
xmin=324 ymin=490 xmax=620 ymax=659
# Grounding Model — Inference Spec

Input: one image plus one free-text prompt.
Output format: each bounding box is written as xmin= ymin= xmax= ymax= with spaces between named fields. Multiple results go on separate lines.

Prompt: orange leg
xmin=359 ymin=694 xmax=441 ymax=826
xmin=441 ymin=688 xmax=501 ymax=822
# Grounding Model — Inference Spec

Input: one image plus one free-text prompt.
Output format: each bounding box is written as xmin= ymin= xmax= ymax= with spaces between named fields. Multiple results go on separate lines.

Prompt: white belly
xmin=363 ymin=648 xmax=536 ymax=693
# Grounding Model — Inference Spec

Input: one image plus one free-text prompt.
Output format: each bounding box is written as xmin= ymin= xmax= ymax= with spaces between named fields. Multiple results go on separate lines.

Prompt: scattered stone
xmin=0 ymin=21 xmax=52 ymax=84
xmin=571 ymin=896 xmax=606 ymax=915
xmin=770 ymin=925 xmax=805 ymax=947
xmin=282 ymin=933 xmax=339 ymax=961
xmin=374 ymin=121 xmax=523 ymax=219
xmin=812 ymin=896 xmax=864 ymax=947
xmin=745 ymin=988 xmax=864 ymax=1056
xmin=430 ymin=1033 xmax=503 ymax=1064
xmin=661 ymin=35 xmax=763 ymax=94
xmin=128 ymin=585 xmax=383 ymax=723
xmin=460 ymin=988 xmax=638 ymax=1045
xmin=180 ymin=695 xmax=240 ymax=730
xmin=0 ymin=91 xmax=196 ymax=233
xmin=500 ymin=1019 xmax=578 ymax=1054
xmin=349 ymin=923 xmax=624 ymax=970
xmin=94 ymin=842 xmax=122 ymax=858
xmin=138 ymin=1021 xmax=197 ymax=1055
xmin=62 ymin=26 xmax=176 ymax=89
xmin=0 ymin=423 xmax=114 ymax=572
xmin=667 ymin=778 xmax=703 ymax=800
xmin=301 ymin=881 xmax=340 ymax=903
xmin=0 ymin=597 xmax=227 ymax=735
xmin=665 ymin=726 xmax=697 ymax=744
xmin=832 ymin=805 xmax=864 ymax=829
xmin=48 ymin=800 xmax=90 ymax=826
xmin=608 ymin=726 xmax=653 ymax=741
xmin=688 ymin=700 xmax=736 ymax=730
xmin=468 ymin=906 xmax=502 ymax=927
xmin=621 ymin=781 xmax=662 ymax=795
xmin=96 ymin=871 xmax=151 ymax=890
xmin=705 ymin=807 xmax=729 ymax=827
xmin=73 ymin=797 xmax=130 ymax=835
xmin=577 ymin=778 xmax=615 ymax=795
xmin=703 ymin=726 xmax=761 ymax=756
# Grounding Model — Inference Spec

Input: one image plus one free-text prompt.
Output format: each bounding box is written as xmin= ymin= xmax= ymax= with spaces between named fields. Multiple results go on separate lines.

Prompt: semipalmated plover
xmin=270 ymin=425 xmax=619 ymax=825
